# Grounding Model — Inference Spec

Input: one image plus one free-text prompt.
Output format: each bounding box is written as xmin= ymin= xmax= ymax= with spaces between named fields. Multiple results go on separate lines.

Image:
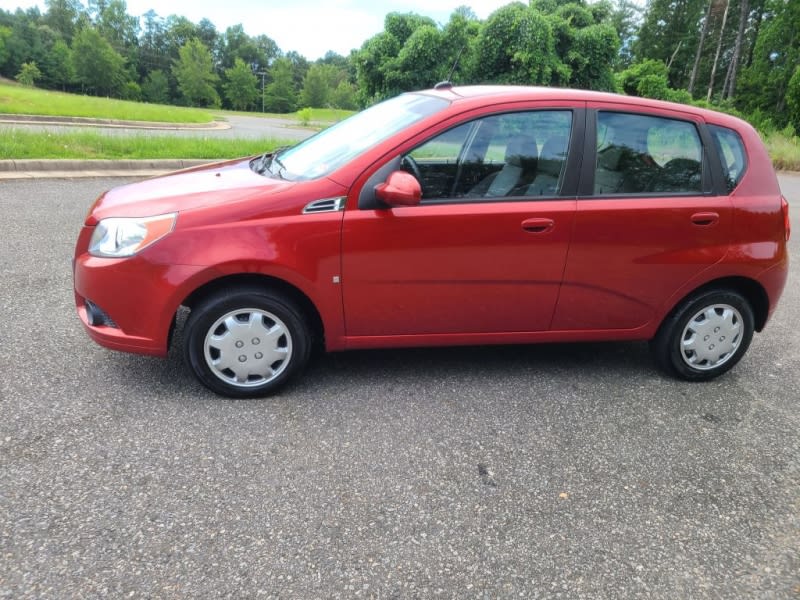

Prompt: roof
xmin=419 ymin=85 xmax=750 ymax=131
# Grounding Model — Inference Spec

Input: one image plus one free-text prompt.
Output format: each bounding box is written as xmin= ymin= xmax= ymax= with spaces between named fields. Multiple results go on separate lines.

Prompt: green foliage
xmin=615 ymin=59 xmax=692 ymax=104
xmin=300 ymin=63 xmax=333 ymax=108
xmin=787 ymin=66 xmax=800 ymax=133
xmin=567 ymin=23 xmax=619 ymax=90
xmin=330 ymin=80 xmax=358 ymax=110
xmin=41 ymin=39 xmax=75 ymax=90
xmin=173 ymin=38 xmax=220 ymax=108
xmin=0 ymin=128 xmax=295 ymax=159
xmin=738 ymin=0 xmax=800 ymax=128
xmin=633 ymin=0 xmax=705 ymax=88
xmin=223 ymin=57 xmax=259 ymax=111
xmin=0 ymin=26 xmax=11 ymax=70
xmin=616 ymin=59 xmax=669 ymax=95
xmin=296 ymin=107 xmax=312 ymax=126
xmin=16 ymin=61 xmax=41 ymax=86
xmin=141 ymin=70 xmax=170 ymax=104
xmin=71 ymin=26 xmax=127 ymax=96
xmin=120 ymin=80 xmax=142 ymax=101
xmin=0 ymin=82 xmax=213 ymax=122
xmin=263 ymin=57 xmax=296 ymax=113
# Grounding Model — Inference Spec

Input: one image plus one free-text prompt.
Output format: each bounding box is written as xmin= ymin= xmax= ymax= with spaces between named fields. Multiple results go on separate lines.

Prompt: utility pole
xmin=257 ymin=71 xmax=266 ymax=113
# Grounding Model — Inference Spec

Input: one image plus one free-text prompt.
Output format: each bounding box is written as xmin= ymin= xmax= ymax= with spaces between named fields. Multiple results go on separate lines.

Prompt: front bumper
xmin=74 ymin=248 xmax=208 ymax=357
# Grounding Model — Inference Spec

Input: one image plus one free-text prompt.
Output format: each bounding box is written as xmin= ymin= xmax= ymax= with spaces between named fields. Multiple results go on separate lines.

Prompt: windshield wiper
xmin=271 ymin=153 xmax=287 ymax=179
xmin=255 ymin=145 xmax=291 ymax=176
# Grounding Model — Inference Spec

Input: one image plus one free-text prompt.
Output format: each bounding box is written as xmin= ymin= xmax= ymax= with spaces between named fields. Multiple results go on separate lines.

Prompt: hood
xmin=88 ymin=158 xmax=296 ymax=222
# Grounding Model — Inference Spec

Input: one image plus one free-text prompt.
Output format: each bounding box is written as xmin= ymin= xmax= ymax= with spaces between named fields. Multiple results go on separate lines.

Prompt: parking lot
xmin=1 ymin=176 xmax=798 ymax=598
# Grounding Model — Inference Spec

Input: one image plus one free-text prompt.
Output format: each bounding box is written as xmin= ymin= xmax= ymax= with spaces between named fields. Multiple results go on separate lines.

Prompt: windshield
xmin=271 ymin=94 xmax=449 ymax=180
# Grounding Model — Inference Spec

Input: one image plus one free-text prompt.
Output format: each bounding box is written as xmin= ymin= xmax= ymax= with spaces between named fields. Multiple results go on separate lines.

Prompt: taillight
xmin=782 ymin=195 xmax=791 ymax=241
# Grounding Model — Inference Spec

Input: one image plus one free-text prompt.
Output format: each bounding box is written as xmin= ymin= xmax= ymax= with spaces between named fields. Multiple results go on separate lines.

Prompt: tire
xmin=651 ymin=289 xmax=754 ymax=381
xmin=183 ymin=287 xmax=312 ymax=398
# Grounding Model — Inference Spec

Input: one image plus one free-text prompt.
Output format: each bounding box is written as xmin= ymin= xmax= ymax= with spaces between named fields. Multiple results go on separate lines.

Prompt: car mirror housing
xmin=375 ymin=171 xmax=421 ymax=207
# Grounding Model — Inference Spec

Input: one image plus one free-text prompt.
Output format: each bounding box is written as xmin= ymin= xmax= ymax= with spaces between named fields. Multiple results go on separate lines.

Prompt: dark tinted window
xmin=594 ymin=112 xmax=704 ymax=195
xmin=709 ymin=124 xmax=747 ymax=193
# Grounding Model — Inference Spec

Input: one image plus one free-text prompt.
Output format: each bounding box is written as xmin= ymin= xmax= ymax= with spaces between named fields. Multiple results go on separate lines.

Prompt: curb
xmin=0 ymin=113 xmax=230 ymax=130
xmin=0 ymin=159 xmax=217 ymax=180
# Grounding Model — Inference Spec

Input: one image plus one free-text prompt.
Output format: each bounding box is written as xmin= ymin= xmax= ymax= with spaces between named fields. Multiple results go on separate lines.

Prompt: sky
xmin=6 ymin=0 xmax=518 ymax=60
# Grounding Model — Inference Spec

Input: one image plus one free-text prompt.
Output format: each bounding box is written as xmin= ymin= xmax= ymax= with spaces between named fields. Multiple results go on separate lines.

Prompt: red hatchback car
xmin=74 ymin=85 xmax=790 ymax=397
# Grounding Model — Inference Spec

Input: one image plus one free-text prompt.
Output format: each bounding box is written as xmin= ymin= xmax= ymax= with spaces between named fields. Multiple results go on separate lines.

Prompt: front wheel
xmin=183 ymin=288 xmax=311 ymax=398
xmin=651 ymin=289 xmax=754 ymax=381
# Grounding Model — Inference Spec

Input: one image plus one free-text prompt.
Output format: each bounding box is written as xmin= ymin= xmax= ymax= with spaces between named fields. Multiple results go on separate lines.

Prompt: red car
xmin=73 ymin=85 xmax=790 ymax=397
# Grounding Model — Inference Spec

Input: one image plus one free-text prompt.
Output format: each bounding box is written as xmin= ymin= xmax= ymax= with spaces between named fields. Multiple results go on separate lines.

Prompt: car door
xmin=551 ymin=104 xmax=733 ymax=331
xmin=341 ymin=106 xmax=582 ymax=339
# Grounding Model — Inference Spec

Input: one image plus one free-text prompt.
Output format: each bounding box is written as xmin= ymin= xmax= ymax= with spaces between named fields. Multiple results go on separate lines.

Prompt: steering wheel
xmin=401 ymin=154 xmax=423 ymax=182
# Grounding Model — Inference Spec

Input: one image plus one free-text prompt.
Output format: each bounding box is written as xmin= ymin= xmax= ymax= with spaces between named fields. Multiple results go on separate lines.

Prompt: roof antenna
xmin=434 ymin=46 xmax=466 ymax=90
xmin=447 ymin=45 xmax=466 ymax=82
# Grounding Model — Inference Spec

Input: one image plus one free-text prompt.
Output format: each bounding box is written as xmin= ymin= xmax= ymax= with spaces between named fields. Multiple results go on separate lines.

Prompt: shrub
xmin=296 ymin=107 xmax=313 ymax=126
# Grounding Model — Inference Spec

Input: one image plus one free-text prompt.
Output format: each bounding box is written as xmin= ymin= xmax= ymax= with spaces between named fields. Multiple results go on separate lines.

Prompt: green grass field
xmin=215 ymin=107 xmax=355 ymax=126
xmin=0 ymin=129 xmax=294 ymax=160
xmin=0 ymin=83 xmax=214 ymax=123
xmin=765 ymin=131 xmax=800 ymax=171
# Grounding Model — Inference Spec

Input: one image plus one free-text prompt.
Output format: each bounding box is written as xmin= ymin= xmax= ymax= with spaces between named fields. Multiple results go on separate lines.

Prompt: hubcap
xmin=679 ymin=304 xmax=743 ymax=371
xmin=203 ymin=308 xmax=292 ymax=388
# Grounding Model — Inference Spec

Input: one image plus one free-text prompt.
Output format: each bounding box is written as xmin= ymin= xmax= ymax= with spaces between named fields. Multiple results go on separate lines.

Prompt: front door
xmin=341 ymin=108 xmax=580 ymax=338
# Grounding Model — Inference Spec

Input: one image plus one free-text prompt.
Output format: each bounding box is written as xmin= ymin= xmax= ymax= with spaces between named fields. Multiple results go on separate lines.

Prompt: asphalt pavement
xmin=0 ymin=175 xmax=798 ymax=598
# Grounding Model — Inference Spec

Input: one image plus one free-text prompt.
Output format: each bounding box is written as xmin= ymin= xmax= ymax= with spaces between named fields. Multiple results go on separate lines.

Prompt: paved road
xmin=0 ymin=113 xmax=314 ymax=141
xmin=1 ymin=176 xmax=798 ymax=598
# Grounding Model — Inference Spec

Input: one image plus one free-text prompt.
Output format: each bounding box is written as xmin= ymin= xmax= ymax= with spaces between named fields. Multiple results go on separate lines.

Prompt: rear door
xmin=552 ymin=104 xmax=732 ymax=331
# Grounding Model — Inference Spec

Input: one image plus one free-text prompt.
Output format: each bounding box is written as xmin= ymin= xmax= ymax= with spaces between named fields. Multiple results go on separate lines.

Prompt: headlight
xmin=89 ymin=213 xmax=177 ymax=258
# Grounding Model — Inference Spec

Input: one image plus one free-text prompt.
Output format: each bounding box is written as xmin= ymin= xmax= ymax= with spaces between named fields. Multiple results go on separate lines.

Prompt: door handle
xmin=521 ymin=218 xmax=555 ymax=233
xmin=691 ymin=212 xmax=719 ymax=226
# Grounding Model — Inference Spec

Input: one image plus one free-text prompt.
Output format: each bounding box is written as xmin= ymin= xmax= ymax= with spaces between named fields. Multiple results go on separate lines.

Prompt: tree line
xmin=0 ymin=0 xmax=797 ymax=132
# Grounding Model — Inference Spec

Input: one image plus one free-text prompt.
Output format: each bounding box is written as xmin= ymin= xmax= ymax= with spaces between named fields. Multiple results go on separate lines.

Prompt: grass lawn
xmin=215 ymin=106 xmax=355 ymax=126
xmin=0 ymin=129 xmax=294 ymax=160
xmin=0 ymin=83 xmax=214 ymax=123
xmin=765 ymin=131 xmax=800 ymax=172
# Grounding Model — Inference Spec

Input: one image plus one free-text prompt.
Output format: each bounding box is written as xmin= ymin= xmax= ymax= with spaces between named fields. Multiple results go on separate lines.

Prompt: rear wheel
xmin=183 ymin=287 xmax=311 ymax=398
xmin=651 ymin=289 xmax=754 ymax=381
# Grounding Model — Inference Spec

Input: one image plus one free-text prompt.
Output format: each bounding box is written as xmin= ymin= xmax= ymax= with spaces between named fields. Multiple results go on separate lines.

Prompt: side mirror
xmin=375 ymin=170 xmax=421 ymax=207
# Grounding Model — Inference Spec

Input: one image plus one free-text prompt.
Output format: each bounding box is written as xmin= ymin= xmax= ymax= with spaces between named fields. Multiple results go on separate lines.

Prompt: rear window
xmin=709 ymin=125 xmax=747 ymax=193
xmin=594 ymin=112 xmax=704 ymax=195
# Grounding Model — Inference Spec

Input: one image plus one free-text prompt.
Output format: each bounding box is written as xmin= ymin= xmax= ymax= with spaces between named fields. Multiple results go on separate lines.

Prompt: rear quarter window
xmin=709 ymin=124 xmax=747 ymax=193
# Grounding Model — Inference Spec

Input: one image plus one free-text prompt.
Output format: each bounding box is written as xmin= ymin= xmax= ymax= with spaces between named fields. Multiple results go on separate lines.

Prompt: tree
xmin=173 ymin=38 xmax=220 ymax=107
xmin=737 ymin=0 xmax=799 ymax=123
xmin=300 ymin=63 xmax=333 ymax=108
xmin=223 ymin=57 xmax=258 ymax=110
xmin=16 ymin=61 xmax=41 ymax=86
xmin=634 ymin=0 xmax=706 ymax=88
xmin=0 ymin=26 xmax=12 ymax=71
xmin=263 ymin=57 xmax=295 ymax=113
xmin=141 ymin=69 xmax=169 ymax=103
xmin=43 ymin=0 xmax=82 ymax=43
xmin=787 ymin=66 xmax=800 ymax=132
xmin=330 ymin=80 xmax=358 ymax=110
xmin=43 ymin=38 xmax=75 ymax=90
xmin=71 ymin=26 xmax=127 ymax=96
xmin=473 ymin=3 xmax=563 ymax=86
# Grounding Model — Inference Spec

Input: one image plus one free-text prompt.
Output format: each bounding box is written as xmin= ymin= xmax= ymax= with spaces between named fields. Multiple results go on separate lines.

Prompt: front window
xmin=402 ymin=110 xmax=573 ymax=202
xmin=266 ymin=94 xmax=449 ymax=180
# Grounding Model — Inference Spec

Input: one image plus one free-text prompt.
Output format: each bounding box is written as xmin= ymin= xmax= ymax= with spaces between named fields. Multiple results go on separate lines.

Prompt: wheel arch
xmin=662 ymin=276 xmax=769 ymax=333
xmin=178 ymin=273 xmax=326 ymax=349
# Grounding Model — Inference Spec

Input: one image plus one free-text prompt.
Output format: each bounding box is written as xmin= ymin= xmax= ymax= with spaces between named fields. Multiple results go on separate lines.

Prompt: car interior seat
xmin=525 ymin=135 xmax=569 ymax=196
xmin=467 ymin=136 xmax=538 ymax=197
